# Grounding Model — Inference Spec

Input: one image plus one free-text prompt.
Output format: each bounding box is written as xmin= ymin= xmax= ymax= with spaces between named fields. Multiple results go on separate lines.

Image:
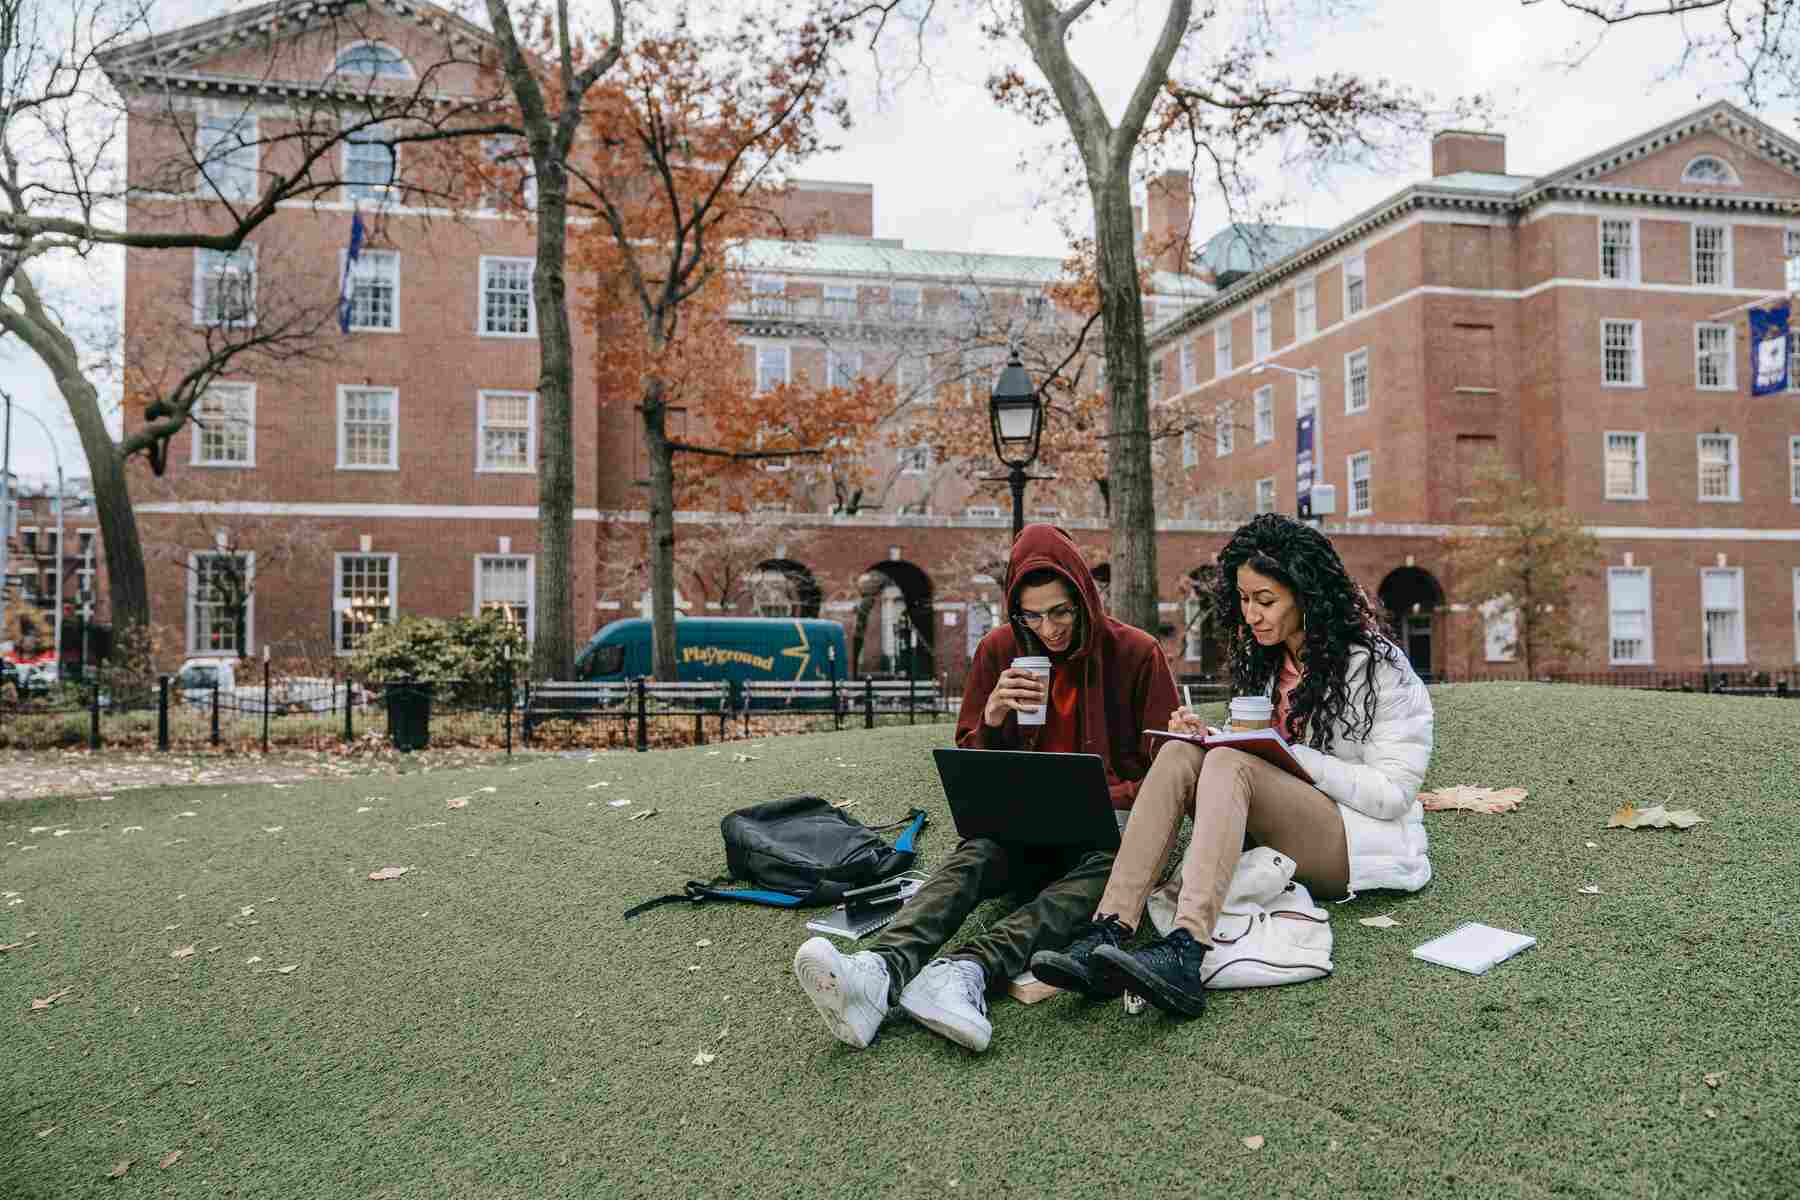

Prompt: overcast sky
xmin=0 ymin=0 xmax=1767 ymax=488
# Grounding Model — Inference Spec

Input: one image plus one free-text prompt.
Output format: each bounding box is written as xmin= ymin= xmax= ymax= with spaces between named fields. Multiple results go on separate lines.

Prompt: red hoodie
xmin=954 ymin=524 xmax=1179 ymax=810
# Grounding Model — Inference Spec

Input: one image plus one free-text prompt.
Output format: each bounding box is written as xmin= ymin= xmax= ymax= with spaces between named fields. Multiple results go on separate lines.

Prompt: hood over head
xmin=1005 ymin=523 xmax=1106 ymax=663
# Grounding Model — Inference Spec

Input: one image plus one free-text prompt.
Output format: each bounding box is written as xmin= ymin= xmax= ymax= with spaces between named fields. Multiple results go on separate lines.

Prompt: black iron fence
xmin=1426 ymin=669 xmax=1800 ymax=696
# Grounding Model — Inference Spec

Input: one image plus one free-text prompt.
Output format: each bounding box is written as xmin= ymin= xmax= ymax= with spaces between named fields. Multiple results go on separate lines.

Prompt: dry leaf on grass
xmin=692 ymin=1049 xmax=717 ymax=1066
xmin=1705 ymin=1072 xmax=1725 ymax=1088
xmin=107 ymin=1158 xmax=134 ymax=1179
xmin=29 ymin=987 xmax=72 ymax=1011
xmin=607 ymin=799 xmax=631 ymax=808
xmin=238 ymin=906 xmax=255 ymax=918
xmin=1358 ymin=914 xmax=1401 ymax=929
xmin=446 ymin=797 xmax=469 ymax=810
xmin=245 ymin=956 xmax=263 ymax=965
xmin=1703 ymin=1107 xmax=1718 ymax=1120
xmin=695 ymin=939 xmax=713 ymax=948
xmin=0 ymin=940 xmax=33 ymax=953
xmin=477 ymin=787 xmax=497 ymax=794
xmin=157 ymin=1150 xmax=182 ymax=1169
xmin=730 ymin=754 xmax=759 ymax=763
xmin=262 ymin=826 xmax=284 ymax=834
xmin=1242 ymin=1135 xmax=1265 ymax=1150
xmin=170 ymin=945 xmax=196 ymax=961
xmin=627 ymin=809 xmax=658 ymax=821
xmin=122 ymin=826 xmax=143 ymax=833
xmin=176 ymin=811 xmax=197 ymax=818
xmin=367 ymin=866 xmax=411 ymax=881
xmin=1607 ymin=804 xmax=1705 ymax=830
xmin=355 ymin=807 xmax=372 ymax=814
xmin=1420 ymin=785 xmax=1527 ymax=814
xmin=277 ymin=964 xmax=298 ymax=975
xmin=35 ymin=1125 xmax=59 ymax=1138
xmin=1577 ymin=885 xmax=1602 ymax=895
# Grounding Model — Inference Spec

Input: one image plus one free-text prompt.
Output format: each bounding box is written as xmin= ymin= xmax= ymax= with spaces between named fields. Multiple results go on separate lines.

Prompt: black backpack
xmin=623 ymin=796 xmax=927 ymax=918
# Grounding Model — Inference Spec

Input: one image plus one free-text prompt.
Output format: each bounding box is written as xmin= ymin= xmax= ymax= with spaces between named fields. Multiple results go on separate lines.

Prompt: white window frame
xmin=1347 ymin=451 xmax=1372 ymax=516
xmin=478 ymin=256 xmax=536 ymax=337
xmin=332 ymin=41 xmax=415 ymax=80
xmin=336 ymin=385 xmax=399 ymax=471
xmin=1345 ymin=348 xmax=1370 ymax=414
xmin=1790 ymin=436 xmax=1800 ymax=503
xmin=1603 ymin=431 xmax=1647 ymax=501
xmin=1681 ymin=155 xmax=1740 ymax=186
xmin=343 ymin=122 xmax=398 ymax=203
xmin=1253 ymin=386 xmax=1274 ymax=444
xmin=1253 ymin=301 xmax=1272 ymax=358
xmin=476 ymin=390 xmax=537 ymax=474
xmin=333 ymin=552 xmax=398 ymax=656
xmin=474 ymin=554 xmax=535 ymax=642
xmin=1215 ymin=401 xmax=1234 ymax=457
xmin=195 ymin=111 xmax=258 ymax=201
xmin=1297 ymin=371 xmax=1319 ymax=416
xmin=1180 ymin=339 xmax=1197 ymax=390
xmin=898 ymin=444 xmax=931 ymax=476
xmin=1343 ymin=254 xmax=1366 ymax=317
xmin=191 ymin=382 xmax=256 ymax=468
xmin=1214 ymin=321 xmax=1232 ymax=377
xmin=963 ymin=505 xmax=1002 ymax=520
xmin=1295 ymin=279 xmax=1317 ymax=340
xmin=1691 ymin=222 xmax=1732 ymax=288
xmin=340 ymin=248 xmax=400 ymax=332
xmin=1255 ymin=476 xmax=1276 ymax=515
xmin=1697 ymin=433 xmax=1740 ymax=502
xmin=192 ymin=246 xmax=257 ymax=327
xmin=1608 ymin=566 xmax=1654 ymax=665
xmin=749 ymin=275 xmax=787 ymax=316
xmin=1694 ymin=323 xmax=1734 ymax=391
xmin=186 ymin=550 xmax=254 ymax=657
xmin=823 ymin=283 xmax=858 ymax=319
xmin=1786 ymin=229 xmax=1800 ymax=295
xmin=890 ymin=284 xmax=922 ymax=321
xmin=1601 ymin=319 xmax=1643 ymax=387
xmin=1701 ymin=567 xmax=1746 ymax=665
xmin=1598 ymin=217 xmax=1639 ymax=283
xmin=754 ymin=344 xmax=790 ymax=394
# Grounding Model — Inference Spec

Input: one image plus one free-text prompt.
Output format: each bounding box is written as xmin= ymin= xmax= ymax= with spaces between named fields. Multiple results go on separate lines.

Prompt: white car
xmin=174 ymin=658 xmax=362 ymax=715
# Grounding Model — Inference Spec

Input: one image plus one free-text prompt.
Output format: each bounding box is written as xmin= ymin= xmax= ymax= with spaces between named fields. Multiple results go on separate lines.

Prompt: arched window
xmin=1680 ymin=155 xmax=1740 ymax=186
xmin=331 ymin=42 xmax=414 ymax=80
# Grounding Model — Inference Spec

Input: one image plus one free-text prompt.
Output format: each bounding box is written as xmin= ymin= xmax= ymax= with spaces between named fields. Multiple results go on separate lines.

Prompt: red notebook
xmin=1145 ymin=727 xmax=1314 ymax=783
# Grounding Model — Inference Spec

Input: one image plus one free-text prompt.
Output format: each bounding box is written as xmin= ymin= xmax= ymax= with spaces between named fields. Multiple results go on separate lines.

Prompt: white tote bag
xmin=1144 ymin=846 xmax=1334 ymax=989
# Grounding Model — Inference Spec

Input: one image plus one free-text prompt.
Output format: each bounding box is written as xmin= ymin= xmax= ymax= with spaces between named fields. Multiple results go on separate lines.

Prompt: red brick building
xmin=109 ymin=1 xmax=1798 ymax=685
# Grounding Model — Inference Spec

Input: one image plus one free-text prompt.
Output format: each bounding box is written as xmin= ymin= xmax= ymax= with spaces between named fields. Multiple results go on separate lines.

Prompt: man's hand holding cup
xmin=986 ymin=657 xmax=1051 ymax=727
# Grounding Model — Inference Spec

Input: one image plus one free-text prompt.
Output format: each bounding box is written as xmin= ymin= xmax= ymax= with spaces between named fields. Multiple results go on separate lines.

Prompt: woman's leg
xmin=1092 ymin=742 xmax=1203 ymax=930
xmin=1173 ymin=747 xmax=1349 ymax=942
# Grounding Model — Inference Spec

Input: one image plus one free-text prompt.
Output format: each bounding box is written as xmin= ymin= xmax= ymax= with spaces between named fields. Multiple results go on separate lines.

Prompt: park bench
xmin=522 ymin=680 xmax=732 ymax=746
xmin=738 ymin=677 xmax=946 ymax=732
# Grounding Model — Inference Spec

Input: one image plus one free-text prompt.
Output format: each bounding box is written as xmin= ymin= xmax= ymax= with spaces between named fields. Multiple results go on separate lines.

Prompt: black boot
xmin=1030 ymin=914 xmax=1133 ymax=998
xmin=1093 ymin=928 xmax=1209 ymax=1017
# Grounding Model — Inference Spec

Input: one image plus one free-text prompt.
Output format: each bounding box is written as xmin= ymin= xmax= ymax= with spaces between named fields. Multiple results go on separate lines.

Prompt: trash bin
xmin=386 ymin=680 xmax=433 ymax=751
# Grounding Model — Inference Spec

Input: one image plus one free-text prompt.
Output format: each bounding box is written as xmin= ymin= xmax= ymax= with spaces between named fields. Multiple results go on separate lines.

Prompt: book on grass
xmin=1007 ymin=969 xmax=1060 ymax=1005
xmin=803 ymin=874 xmax=927 ymax=941
xmin=1145 ymin=726 xmax=1311 ymax=782
xmin=1411 ymin=922 xmax=1537 ymax=975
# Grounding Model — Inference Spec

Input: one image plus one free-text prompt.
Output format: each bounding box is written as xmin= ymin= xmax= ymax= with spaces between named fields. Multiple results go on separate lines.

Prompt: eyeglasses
xmin=1016 ymin=603 xmax=1078 ymax=628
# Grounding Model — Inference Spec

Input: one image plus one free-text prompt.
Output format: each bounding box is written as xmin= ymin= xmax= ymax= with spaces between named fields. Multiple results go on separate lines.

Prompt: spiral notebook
xmin=1411 ymin=922 xmax=1537 ymax=975
xmin=804 ymin=874 xmax=928 ymax=941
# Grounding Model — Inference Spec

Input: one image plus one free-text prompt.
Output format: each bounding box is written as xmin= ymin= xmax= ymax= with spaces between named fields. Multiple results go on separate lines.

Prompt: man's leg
xmin=867 ymin=837 xmax=1015 ymax=1004
xmin=945 ymin=847 xmax=1117 ymax=986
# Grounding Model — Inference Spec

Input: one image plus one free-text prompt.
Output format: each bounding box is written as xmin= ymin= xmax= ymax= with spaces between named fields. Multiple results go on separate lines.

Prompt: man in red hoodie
xmin=793 ymin=524 xmax=1178 ymax=1052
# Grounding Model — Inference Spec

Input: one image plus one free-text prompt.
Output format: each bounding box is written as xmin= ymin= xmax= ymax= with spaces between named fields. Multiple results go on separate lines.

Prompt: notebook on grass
xmin=1411 ymin=922 xmax=1537 ymax=975
xmin=804 ymin=874 xmax=927 ymax=941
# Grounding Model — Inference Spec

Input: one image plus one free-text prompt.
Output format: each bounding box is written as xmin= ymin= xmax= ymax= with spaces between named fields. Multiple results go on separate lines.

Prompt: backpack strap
xmin=623 ymin=879 xmax=806 ymax=920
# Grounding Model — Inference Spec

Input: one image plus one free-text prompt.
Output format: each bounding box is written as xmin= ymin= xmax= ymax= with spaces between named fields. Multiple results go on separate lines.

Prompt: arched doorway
xmin=853 ymin=560 xmax=934 ymax=678
xmin=1377 ymin=566 xmax=1444 ymax=679
xmin=1182 ymin=565 xmax=1225 ymax=677
xmin=748 ymin=559 xmax=822 ymax=618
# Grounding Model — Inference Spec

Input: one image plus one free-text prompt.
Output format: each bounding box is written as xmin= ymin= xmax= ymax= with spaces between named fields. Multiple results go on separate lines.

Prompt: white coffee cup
xmin=1011 ymin=656 xmax=1051 ymax=726
xmin=1228 ymin=695 xmax=1274 ymax=732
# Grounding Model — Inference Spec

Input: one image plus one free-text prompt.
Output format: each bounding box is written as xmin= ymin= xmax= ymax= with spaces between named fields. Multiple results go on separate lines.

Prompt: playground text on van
xmin=680 ymin=645 xmax=776 ymax=672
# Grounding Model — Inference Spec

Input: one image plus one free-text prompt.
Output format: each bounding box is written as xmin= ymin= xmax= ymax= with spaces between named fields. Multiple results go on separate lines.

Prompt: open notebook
xmin=1411 ymin=922 xmax=1537 ymax=975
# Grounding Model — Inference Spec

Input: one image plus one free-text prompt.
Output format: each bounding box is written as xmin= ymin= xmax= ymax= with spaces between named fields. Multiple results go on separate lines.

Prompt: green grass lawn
xmin=2 ymin=683 xmax=1797 ymax=1198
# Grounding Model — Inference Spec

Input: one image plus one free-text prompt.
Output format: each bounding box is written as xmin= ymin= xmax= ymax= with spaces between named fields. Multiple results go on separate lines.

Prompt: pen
xmin=1182 ymin=684 xmax=1193 ymax=709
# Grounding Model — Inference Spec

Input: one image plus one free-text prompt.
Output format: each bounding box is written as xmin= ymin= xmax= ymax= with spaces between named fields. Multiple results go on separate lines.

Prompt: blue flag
xmin=1295 ymin=410 xmax=1316 ymax=518
xmin=337 ymin=209 xmax=366 ymax=334
xmin=1750 ymin=302 xmax=1790 ymax=396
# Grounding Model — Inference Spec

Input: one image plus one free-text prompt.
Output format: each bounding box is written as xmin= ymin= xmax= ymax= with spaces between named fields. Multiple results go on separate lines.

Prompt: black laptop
xmin=931 ymin=748 xmax=1120 ymax=851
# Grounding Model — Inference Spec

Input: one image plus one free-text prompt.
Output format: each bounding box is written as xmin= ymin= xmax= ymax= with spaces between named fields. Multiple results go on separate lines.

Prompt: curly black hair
xmin=1212 ymin=513 xmax=1398 ymax=751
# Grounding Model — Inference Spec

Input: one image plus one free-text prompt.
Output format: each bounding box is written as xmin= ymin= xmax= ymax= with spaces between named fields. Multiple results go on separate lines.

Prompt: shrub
xmin=349 ymin=612 xmax=525 ymax=705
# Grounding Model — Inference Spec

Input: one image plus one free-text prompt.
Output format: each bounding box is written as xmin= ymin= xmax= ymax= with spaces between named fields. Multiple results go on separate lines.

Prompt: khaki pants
xmin=1096 ymin=743 xmax=1351 ymax=942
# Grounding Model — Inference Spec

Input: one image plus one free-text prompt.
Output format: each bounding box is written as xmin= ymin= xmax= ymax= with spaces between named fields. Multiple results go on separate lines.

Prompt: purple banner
xmin=1750 ymin=302 xmax=1790 ymax=396
xmin=1296 ymin=410 xmax=1316 ymax=518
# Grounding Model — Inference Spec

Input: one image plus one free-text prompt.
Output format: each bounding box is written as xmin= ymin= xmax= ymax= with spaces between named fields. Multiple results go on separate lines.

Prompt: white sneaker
xmin=793 ymin=936 xmax=890 ymax=1049
xmin=898 ymin=958 xmax=992 ymax=1052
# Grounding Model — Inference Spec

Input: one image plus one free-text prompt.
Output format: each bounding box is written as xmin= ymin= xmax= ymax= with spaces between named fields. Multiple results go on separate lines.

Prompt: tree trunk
xmin=642 ymin=379 xmax=679 ymax=681
xmin=1093 ymin=176 xmax=1158 ymax=633
xmin=529 ymin=163 xmax=577 ymax=682
xmin=65 ymin=370 xmax=151 ymax=644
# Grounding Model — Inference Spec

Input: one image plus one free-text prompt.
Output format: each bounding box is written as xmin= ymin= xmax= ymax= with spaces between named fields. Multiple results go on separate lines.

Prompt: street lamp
xmin=985 ymin=351 xmax=1049 ymax=540
xmin=1249 ymin=364 xmax=1335 ymax=525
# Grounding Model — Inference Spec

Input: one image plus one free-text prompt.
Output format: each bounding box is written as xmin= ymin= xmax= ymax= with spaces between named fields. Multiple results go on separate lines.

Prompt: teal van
xmin=574 ymin=617 xmax=848 ymax=687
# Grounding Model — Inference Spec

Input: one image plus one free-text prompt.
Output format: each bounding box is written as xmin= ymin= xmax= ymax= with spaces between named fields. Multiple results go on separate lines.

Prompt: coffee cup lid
xmin=1012 ymin=655 xmax=1051 ymax=670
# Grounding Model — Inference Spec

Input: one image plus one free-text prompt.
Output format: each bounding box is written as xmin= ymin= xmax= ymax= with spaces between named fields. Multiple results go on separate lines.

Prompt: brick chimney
xmin=1431 ymin=130 xmax=1506 ymax=177
xmin=1144 ymin=170 xmax=1193 ymax=274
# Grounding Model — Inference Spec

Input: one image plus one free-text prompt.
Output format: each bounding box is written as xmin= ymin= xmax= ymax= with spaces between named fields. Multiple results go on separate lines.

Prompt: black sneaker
xmin=1093 ymin=928 xmax=1209 ymax=1017
xmin=1030 ymin=914 xmax=1133 ymax=998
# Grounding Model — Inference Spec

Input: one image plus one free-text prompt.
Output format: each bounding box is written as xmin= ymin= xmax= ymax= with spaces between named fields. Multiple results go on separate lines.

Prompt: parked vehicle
xmin=572 ymin=617 xmax=848 ymax=687
xmin=173 ymin=657 xmax=360 ymax=715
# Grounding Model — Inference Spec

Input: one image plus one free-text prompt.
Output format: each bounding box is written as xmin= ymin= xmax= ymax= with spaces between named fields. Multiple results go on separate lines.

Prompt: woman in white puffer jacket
xmin=1030 ymin=513 xmax=1435 ymax=1018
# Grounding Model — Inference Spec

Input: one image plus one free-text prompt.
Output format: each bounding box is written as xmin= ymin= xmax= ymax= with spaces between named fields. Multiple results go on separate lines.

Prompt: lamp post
xmin=3 ymin=400 xmax=66 ymax=675
xmin=983 ymin=351 xmax=1050 ymax=540
xmin=1249 ymin=364 xmax=1334 ymax=526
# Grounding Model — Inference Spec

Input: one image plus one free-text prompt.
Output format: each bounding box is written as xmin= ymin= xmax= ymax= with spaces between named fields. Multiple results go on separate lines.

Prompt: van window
xmin=591 ymin=645 xmax=625 ymax=676
xmin=179 ymin=665 xmax=220 ymax=689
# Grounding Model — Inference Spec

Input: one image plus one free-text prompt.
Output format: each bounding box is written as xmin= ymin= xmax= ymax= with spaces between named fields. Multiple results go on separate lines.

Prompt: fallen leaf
xmin=731 ymin=753 xmax=759 ymax=763
xmin=122 ymin=826 xmax=144 ymax=834
xmin=176 ymin=811 xmax=197 ymax=818
xmin=29 ymin=987 xmax=72 ymax=1011
xmin=51 ymin=829 xmax=72 ymax=837
xmin=367 ymin=866 xmax=411 ymax=881
xmin=1242 ymin=1135 xmax=1265 ymax=1150
xmin=207 ymin=945 xmax=222 ymax=953
xmin=245 ymin=956 xmax=263 ymax=965
xmin=238 ymin=906 xmax=255 ymax=918
xmin=28 ymin=825 xmax=50 ymax=834
xmin=171 ymin=945 xmax=196 ymax=960
xmin=157 ymin=1150 xmax=182 ymax=1169
xmin=476 ymin=787 xmax=497 ymax=794
xmin=1420 ymin=785 xmax=1527 ymax=814
xmin=35 ymin=1125 xmax=59 ymax=1138
xmin=1577 ymin=885 xmax=1602 ymax=895
xmin=627 ymin=809 xmax=658 ymax=821
xmin=446 ymin=797 xmax=469 ymax=809
xmin=1358 ymin=914 xmax=1401 ymax=929
xmin=1703 ymin=1107 xmax=1718 ymax=1120
xmin=1607 ymin=804 xmax=1706 ymax=831
xmin=277 ymin=964 xmax=298 ymax=975
xmin=107 ymin=1158 xmax=134 ymax=1179
xmin=356 ymin=806 xmax=373 ymax=814
xmin=0 ymin=941 xmax=30 ymax=953
xmin=692 ymin=1049 xmax=716 ymax=1066
xmin=180 ymin=1077 xmax=199 ymax=1086
xmin=607 ymin=799 xmax=631 ymax=808
xmin=585 ymin=782 xmax=608 ymax=790
xmin=1584 ymin=841 xmax=1598 ymax=848
xmin=687 ymin=965 xmax=702 ymax=972
xmin=262 ymin=826 xmax=285 ymax=834
xmin=1705 ymin=1072 xmax=1725 ymax=1088
xmin=696 ymin=939 xmax=713 ymax=948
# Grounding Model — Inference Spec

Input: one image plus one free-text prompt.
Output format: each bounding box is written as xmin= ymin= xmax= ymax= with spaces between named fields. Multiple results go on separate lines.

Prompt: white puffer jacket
xmin=1280 ymin=642 xmax=1435 ymax=893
